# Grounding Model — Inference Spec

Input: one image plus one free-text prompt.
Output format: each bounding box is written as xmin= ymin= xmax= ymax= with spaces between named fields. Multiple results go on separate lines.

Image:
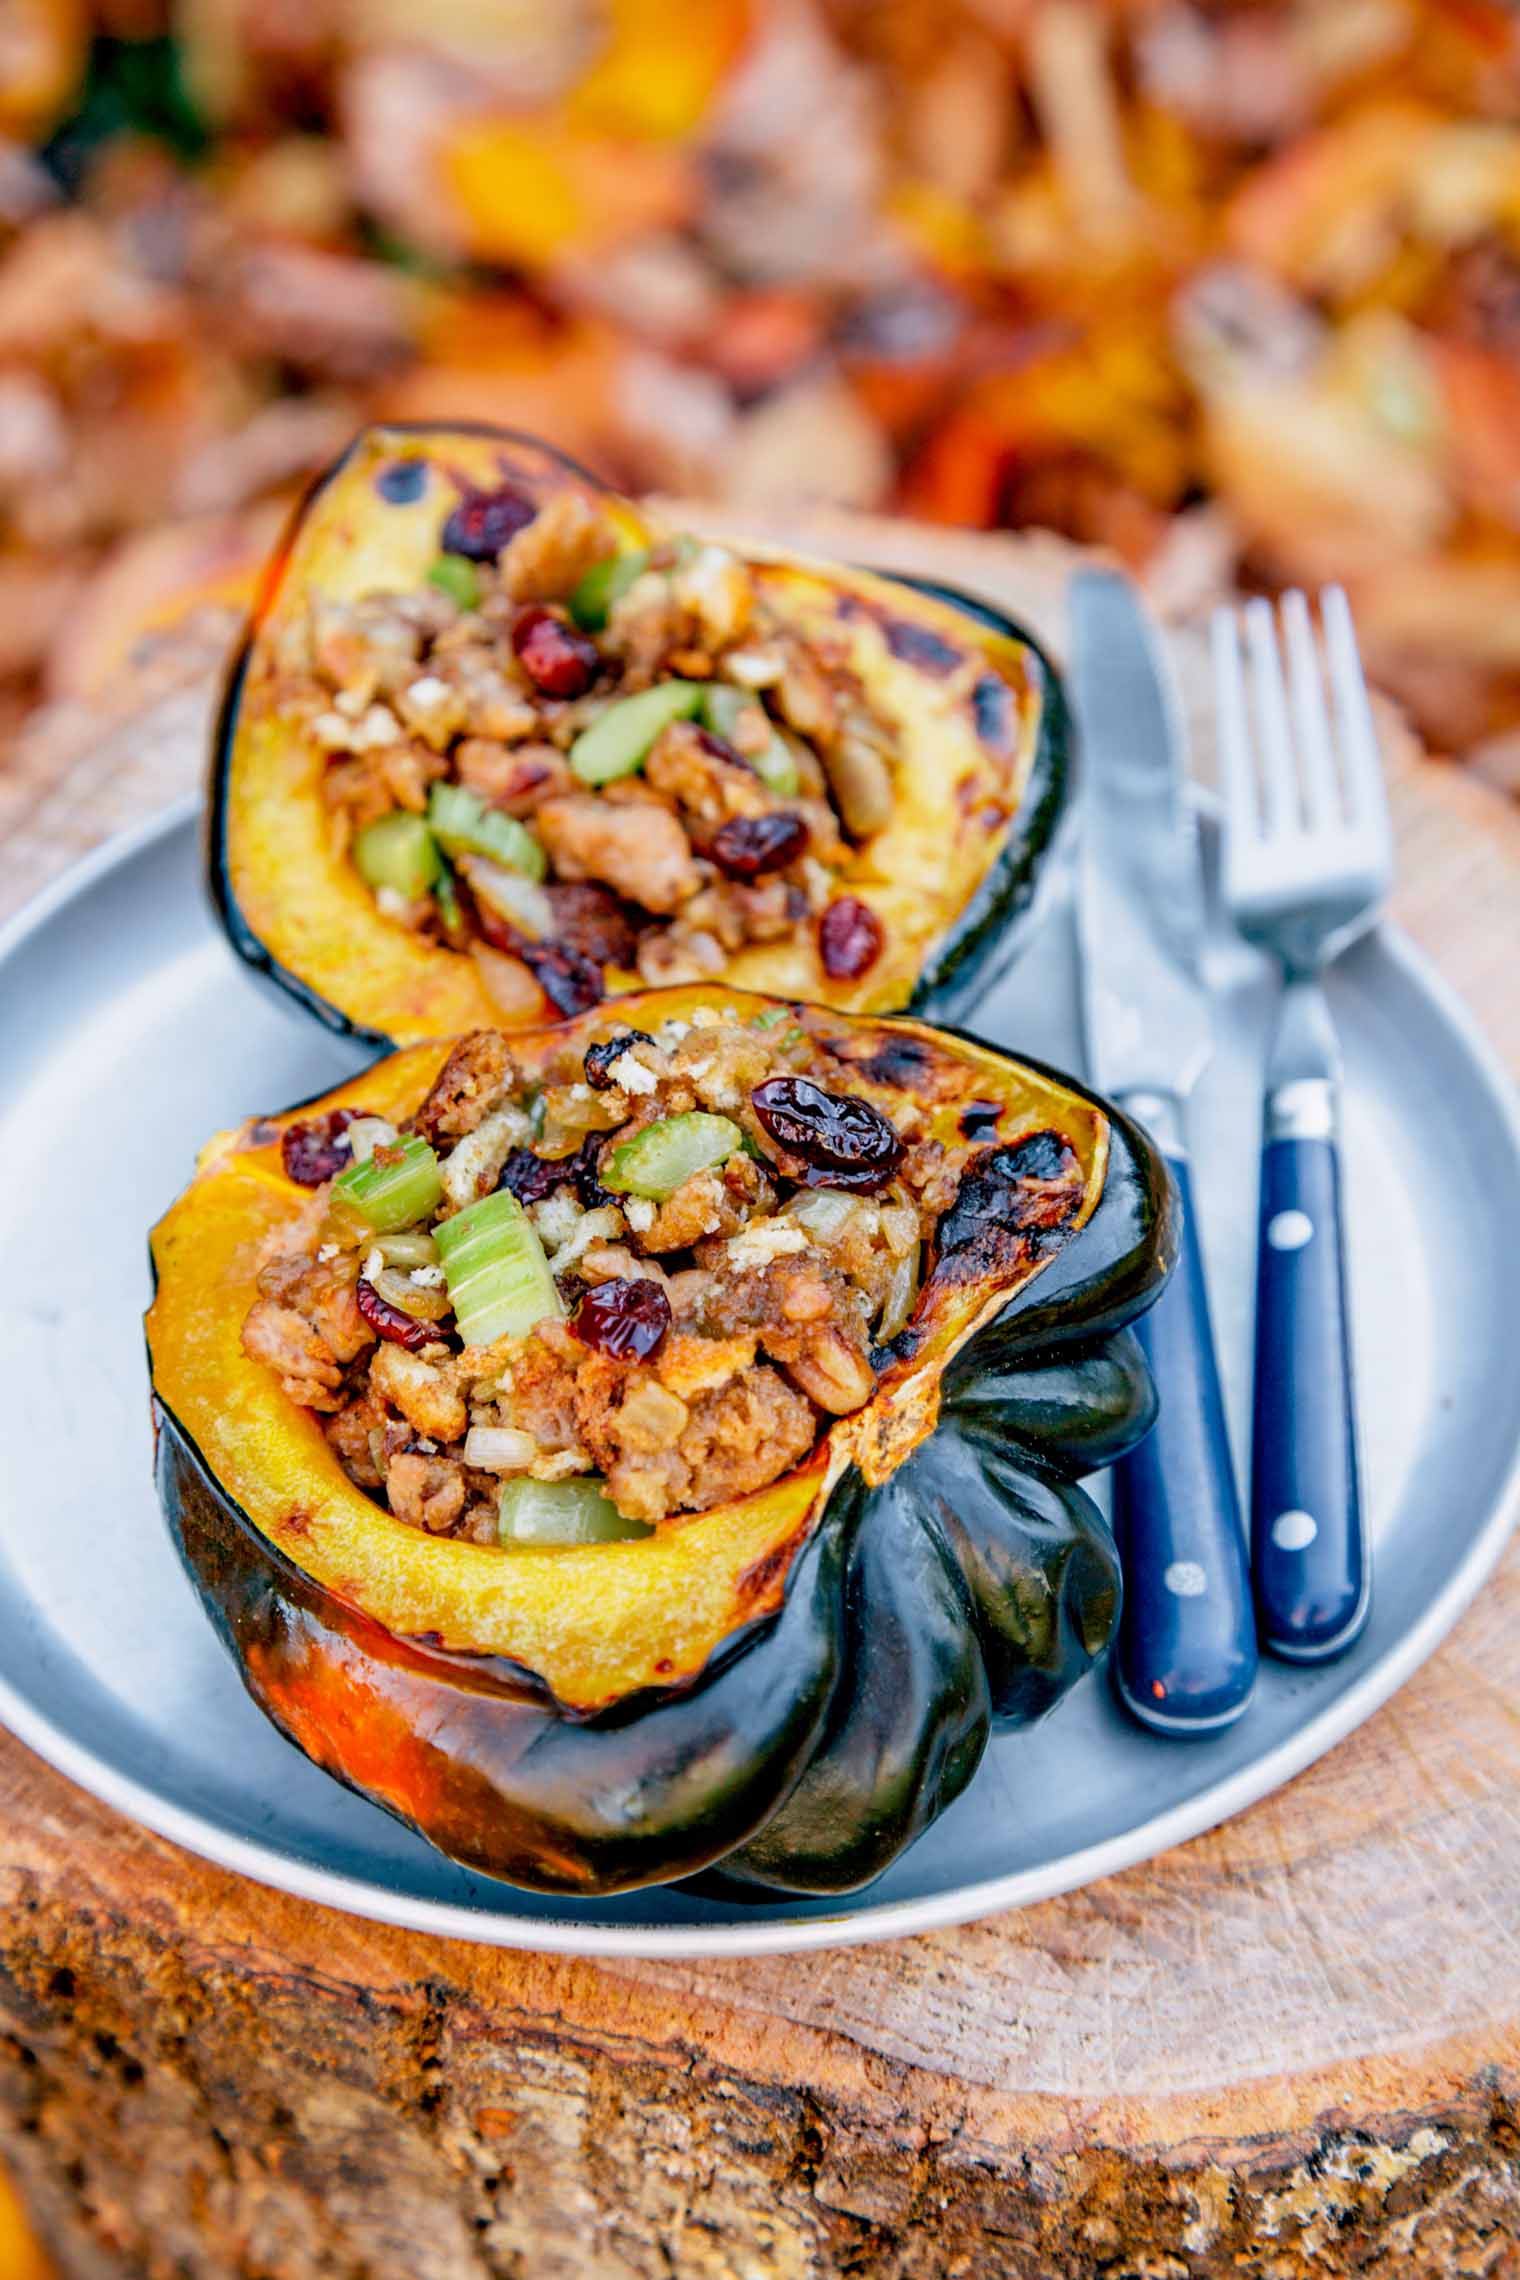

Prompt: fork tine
xmin=1322 ymin=586 xmax=1391 ymax=850
xmin=1210 ymin=604 xmax=1258 ymax=843
xmin=1244 ymin=596 xmax=1299 ymax=835
xmin=1281 ymin=590 xmax=1340 ymax=829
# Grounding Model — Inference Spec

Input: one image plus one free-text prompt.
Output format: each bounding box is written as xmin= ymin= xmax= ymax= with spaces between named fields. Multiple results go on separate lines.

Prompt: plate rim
xmin=2 ymin=796 xmax=1518 ymax=1958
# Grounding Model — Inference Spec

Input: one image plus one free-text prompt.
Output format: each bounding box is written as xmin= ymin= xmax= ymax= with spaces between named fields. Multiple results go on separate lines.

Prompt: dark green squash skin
xmin=150 ymin=1071 xmax=1174 ymax=1900
xmin=203 ymin=428 xmax=1071 ymax=1051
xmin=154 ymin=1416 xmax=854 ymax=1896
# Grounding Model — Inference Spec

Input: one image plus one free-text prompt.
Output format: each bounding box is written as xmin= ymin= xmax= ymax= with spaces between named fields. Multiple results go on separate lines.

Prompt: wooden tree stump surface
xmin=2 ymin=513 xmax=1519 ymax=2280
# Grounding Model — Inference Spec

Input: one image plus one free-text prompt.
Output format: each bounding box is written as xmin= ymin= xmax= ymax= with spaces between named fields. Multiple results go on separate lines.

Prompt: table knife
xmin=1071 ymin=567 xmax=1257 ymax=1736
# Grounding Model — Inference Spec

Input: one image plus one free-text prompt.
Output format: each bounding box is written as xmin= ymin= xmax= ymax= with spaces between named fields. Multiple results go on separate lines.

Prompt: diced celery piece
xmin=601 ymin=1112 xmax=743 ymax=1200
xmin=434 ymin=864 xmax=461 ymax=931
xmin=498 ymin=1476 xmax=651 ymax=1547
xmin=699 ymin=684 xmax=799 ymax=797
xmin=433 ymin=1189 xmax=564 ymax=1346
xmin=568 ymin=549 xmax=649 ymax=631
xmin=353 ymin=812 xmax=442 ymax=901
xmin=569 ymin=680 xmax=701 ymax=787
xmin=428 ymin=554 xmax=480 ymax=610
xmin=427 ymin=783 xmax=546 ymax=879
xmin=331 ymin=1133 xmax=443 ymax=1232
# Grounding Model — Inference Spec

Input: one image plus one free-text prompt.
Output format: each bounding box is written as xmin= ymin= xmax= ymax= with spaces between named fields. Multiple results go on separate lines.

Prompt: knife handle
xmin=1111 ymin=1153 xmax=1257 ymax=1736
xmin=1250 ymin=1128 xmax=1368 ymax=1661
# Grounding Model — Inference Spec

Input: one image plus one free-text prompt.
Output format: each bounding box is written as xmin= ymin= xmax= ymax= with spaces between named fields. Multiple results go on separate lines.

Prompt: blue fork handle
xmin=1111 ymin=1153 xmax=1257 ymax=1735
xmin=1251 ymin=1133 xmax=1369 ymax=1660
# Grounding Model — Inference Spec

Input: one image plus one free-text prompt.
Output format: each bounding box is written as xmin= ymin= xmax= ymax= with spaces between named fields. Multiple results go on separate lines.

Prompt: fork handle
xmin=1251 ymin=1107 xmax=1369 ymax=1661
xmin=1110 ymin=1136 xmax=1257 ymax=1736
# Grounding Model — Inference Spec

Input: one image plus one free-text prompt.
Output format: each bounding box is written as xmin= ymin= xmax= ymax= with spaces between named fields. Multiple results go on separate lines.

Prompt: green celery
xmin=428 ymin=554 xmax=480 ymax=610
xmin=601 ymin=1112 xmax=743 ymax=1201
xmin=568 ymin=549 xmax=649 ymax=631
xmin=433 ymin=1189 xmax=564 ymax=1346
xmin=699 ymin=684 xmax=799 ymax=797
xmin=498 ymin=1476 xmax=651 ymax=1547
xmin=427 ymin=783 xmax=546 ymax=879
xmin=353 ymin=812 xmax=442 ymax=901
xmin=331 ymin=1133 xmax=443 ymax=1232
xmin=569 ymin=680 xmax=701 ymax=787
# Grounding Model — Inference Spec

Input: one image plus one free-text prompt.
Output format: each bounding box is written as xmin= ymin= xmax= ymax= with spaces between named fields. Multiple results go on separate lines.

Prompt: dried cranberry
xmin=520 ymin=939 xmax=605 ymax=1017
xmin=512 ymin=605 xmax=599 ymax=698
xmin=281 ymin=1110 xmax=356 ymax=1186
xmin=356 ymin=1277 xmax=435 ymax=1352
xmin=711 ymin=812 xmax=809 ymax=880
xmin=498 ymin=1131 xmax=615 ymax=1210
xmin=440 ymin=480 xmax=536 ymax=562
xmin=570 ymin=1278 xmax=672 ymax=1361
xmin=473 ymin=888 xmax=607 ymax=1016
xmin=570 ymin=1130 xmax=616 ymax=1210
xmin=546 ymin=883 xmax=640 ymax=969
xmin=693 ymin=725 xmax=750 ymax=771
xmin=498 ymin=1148 xmax=570 ymax=1206
xmin=584 ymin=1029 xmax=656 ymax=1089
xmin=819 ymin=896 xmax=884 ymax=980
xmin=750 ymin=1076 xmax=905 ymax=1192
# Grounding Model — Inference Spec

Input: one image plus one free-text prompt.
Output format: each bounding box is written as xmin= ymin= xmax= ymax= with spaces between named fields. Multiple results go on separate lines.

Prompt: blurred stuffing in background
xmin=0 ymin=0 xmax=1519 ymax=770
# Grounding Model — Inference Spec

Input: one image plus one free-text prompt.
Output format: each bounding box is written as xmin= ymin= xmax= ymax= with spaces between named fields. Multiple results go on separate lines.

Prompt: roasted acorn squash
xmin=147 ymin=987 xmax=1172 ymax=1897
xmin=208 ymin=423 xmax=1068 ymax=1048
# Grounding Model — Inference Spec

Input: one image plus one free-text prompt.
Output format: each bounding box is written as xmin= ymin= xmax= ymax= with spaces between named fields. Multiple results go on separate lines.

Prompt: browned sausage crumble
xmin=242 ymin=1012 xmax=1088 ymax=1539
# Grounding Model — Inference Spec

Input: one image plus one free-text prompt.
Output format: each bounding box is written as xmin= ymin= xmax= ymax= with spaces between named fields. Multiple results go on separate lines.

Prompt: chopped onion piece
xmin=346 ymin=1116 xmax=398 ymax=1165
xmin=462 ymin=1425 xmax=538 ymax=1473
xmin=458 ymin=854 xmax=554 ymax=940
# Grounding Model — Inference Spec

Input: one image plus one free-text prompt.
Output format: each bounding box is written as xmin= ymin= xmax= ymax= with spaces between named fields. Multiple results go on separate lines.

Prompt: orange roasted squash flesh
xmin=210 ymin=422 xmax=1066 ymax=1047
xmin=145 ymin=988 xmax=1107 ymax=1715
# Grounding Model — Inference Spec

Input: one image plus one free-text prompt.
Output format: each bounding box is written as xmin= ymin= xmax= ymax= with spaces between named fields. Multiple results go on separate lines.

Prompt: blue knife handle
xmin=1251 ymin=1134 xmax=1368 ymax=1660
xmin=1111 ymin=1154 xmax=1257 ymax=1735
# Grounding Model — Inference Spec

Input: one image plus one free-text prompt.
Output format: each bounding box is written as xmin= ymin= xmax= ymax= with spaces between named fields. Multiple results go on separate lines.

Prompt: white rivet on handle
xmin=1164 ymin=1561 xmax=1208 ymax=1598
xmin=1267 ymin=1209 xmax=1314 ymax=1251
xmin=1271 ymin=1510 xmax=1318 ymax=1551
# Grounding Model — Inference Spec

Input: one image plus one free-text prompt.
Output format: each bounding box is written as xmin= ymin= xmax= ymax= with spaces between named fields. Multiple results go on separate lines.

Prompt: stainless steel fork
xmin=1212 ymin=587 xmax=1393 ymax=1661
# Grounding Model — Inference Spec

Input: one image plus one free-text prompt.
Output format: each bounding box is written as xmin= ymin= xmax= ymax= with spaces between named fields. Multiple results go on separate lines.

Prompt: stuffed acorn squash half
xmin=210 ymin=424 xmax=1068 ymax=1047
xmin=147 ymin=987 xmax=1173 ymax=1897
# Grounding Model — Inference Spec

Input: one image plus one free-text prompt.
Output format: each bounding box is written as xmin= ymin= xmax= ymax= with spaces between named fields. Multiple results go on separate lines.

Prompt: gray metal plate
xmin=1 ymin=801 xmax=1517 ymax=1956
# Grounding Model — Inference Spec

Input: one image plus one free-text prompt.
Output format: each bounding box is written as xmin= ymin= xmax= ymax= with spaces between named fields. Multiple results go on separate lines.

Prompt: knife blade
xmin=1069 ymin=566 xmax=1257 ymax=1737
xmin=1073 ymin=567 xmax=1210 ymax=1124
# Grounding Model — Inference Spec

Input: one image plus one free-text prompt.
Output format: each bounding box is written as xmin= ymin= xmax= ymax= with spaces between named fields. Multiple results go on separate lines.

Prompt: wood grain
xmin=1 ymin=515 xmax=1518 ymax=2278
